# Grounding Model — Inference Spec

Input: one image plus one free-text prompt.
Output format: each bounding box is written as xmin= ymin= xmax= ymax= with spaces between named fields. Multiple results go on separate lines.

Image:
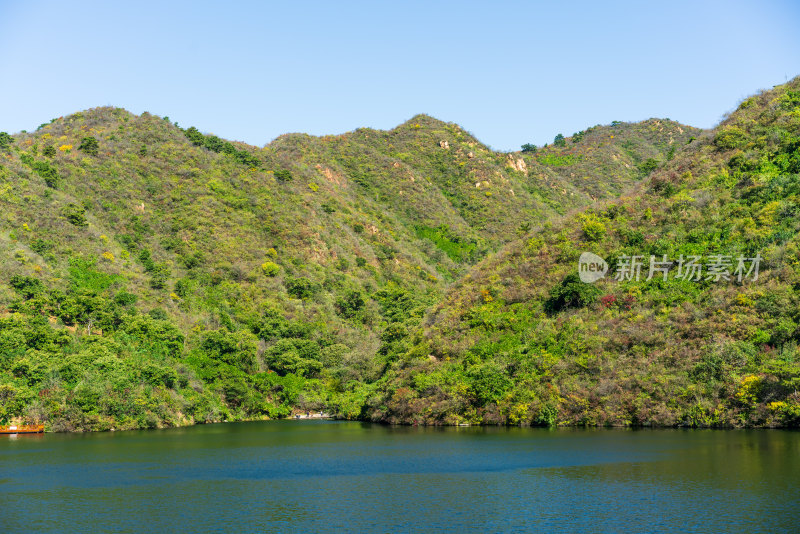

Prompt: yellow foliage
xmin=58 ymin=144 xmax=73 ymax=152
xmin=101 ymin=251 xmax=115 ymax=262
xmin=672 ymin=190 xmax=695 ymax=208
xmin=507 ymin=402 xmax=529 ymax=425
xmin=261 ymin=261 xmax=280 ymax=276
xmin=758 ymin=201 xmax=780 ymax=225
xmin=736 ymin=375 xmax=761 ymax=404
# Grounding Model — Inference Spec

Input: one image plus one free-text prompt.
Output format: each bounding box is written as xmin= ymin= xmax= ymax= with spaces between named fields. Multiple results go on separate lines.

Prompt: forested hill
xmin=0 ymin=104 xmax=696 ymax=431
xmin=368 ymin=78 xmax=800 ymax=428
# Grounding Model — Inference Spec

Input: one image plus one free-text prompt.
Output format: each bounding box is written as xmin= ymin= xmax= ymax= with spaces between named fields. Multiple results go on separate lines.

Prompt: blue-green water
xmin=1 ymin=422 xmax=798 ymax=532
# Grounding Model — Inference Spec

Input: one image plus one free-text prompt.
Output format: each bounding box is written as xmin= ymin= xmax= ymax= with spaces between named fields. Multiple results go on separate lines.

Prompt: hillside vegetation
xmin=0 ymin=98 xmax=699 ymax=431
xmin=368 ymin=78 xmax=800 ymax=428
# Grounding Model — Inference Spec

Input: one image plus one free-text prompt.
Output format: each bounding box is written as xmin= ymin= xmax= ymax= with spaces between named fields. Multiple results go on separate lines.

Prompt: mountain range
xmin=2 ymin=77 xmax=797 ymax=431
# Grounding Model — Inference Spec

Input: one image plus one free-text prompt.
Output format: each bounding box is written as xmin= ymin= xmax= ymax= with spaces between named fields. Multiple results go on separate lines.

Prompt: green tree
xmin=201 ymin=329 xmax=258 ymax=372
xmin=78 ymin=136 xmax=99 ymax=156
xmin=286 ymin=277 xmax=314 ymax=299
xmin=335 ymin=290 xmax=365 ymax=318
xmin=638 ymin=158 xmax=658 ymax=176
xmin=544 ymin=273 xmax=601 ymax=313
xmin=62 ymin=204 xmax=88 ymax=226
xmin=0 ymin=132 xmax=13 ymax=149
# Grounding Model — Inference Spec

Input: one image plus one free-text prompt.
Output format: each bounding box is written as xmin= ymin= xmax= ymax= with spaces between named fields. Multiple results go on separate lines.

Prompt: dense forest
xmin=1 ymin=78 xmax=797 ymax=431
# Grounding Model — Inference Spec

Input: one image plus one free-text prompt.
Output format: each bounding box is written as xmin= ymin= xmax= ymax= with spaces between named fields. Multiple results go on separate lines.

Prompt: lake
xmin=1 ymin=421 xmax=798 ymax=532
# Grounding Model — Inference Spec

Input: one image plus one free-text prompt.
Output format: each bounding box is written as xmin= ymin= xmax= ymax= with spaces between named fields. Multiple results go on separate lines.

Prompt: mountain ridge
xmin=365 ymin=77 xmax=800 ymax=427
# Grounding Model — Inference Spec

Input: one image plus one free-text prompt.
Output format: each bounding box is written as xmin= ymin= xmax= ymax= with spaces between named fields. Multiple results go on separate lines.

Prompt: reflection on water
xmin=1 ymin=422 xmax=798 ymax=532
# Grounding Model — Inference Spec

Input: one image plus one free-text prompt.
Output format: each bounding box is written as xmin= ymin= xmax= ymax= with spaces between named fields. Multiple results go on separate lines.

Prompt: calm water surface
xmin=1 ymin=421 xmax=798 ymax=532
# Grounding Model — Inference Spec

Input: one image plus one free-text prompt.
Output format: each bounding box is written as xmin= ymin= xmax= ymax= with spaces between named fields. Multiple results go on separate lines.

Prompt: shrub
xmin=638 ymin=158 xmax=658 ymax=176
xmin=201 ymin=329 xmax=258 ymax=372
xmin=286 ymin=277 xmax=314 ymax=299
xmin=78 ymin=136 xmax=99 ymax=156
xmin=43 ymin=145 xmax=56 ymax=157
xmin=114 ymin=290 xmax=137 ymax=306
xmin=521 ymin=143 xmax=537 ymax=153
xmin=204 ymin=135 xmax=224 ymax=153
xmin=468 ymin=362 xmax=512 ymax=405
xmin=20 ymin=154 xmax=59 ymax=188
xmin=714 ymin=127 xmax=748 ymax=150
xmin=779 ymin=90 xmax=800 ymax=110
xmin=185 ymin=126 xmax=205 ymax=145
xmin=148 ymin=308 xmax=168 ymax=321
xmin=261 ymin=261 xmax=280 ymax=277
xmin=274 ymin=169 xmax=293 ymax=182
xmin=149 ymin=264 xmax=170 ymax=289
xmin=600 ymin=294 xmax=617 ymax=308
xmin=581 ymin=216 xmax=606 ymax=242
xmin=553 ymin=133 xmax=566 ymax=147
xmin=0 ymin=132 xmax=13 ymax=149
xmin=544 ymin=273 xmax=602 ymax=313
xmin=62 ymin=204 xmax=88 ymax=226
xmin=335 ymin=258 xmax=349 ymax=271
xmin=122 ymin=315 xmax=185 ymax=356
xmin=263 ymin=338 xmax=322 ymax=377
xmin=9 ymin=275 xmax=45 ymax=299
xmin=30 ymin=238 xmax=55 ymax=255
xmin=335 ymin=290 xmax=365 ymax=318
xmin=620 ymin=228 xmax=644 ymax=246
xmin=183 ymin=127 xmax=261 ymax=167
xmin=173 ymin=279 xmax=192 ymax=298
xmin=138 ymin=249 xmax=155 ymax=271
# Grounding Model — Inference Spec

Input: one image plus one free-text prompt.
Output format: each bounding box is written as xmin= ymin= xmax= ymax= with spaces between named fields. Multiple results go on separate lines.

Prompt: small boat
xmin=0 ymin=425 xmax=44 ymax=434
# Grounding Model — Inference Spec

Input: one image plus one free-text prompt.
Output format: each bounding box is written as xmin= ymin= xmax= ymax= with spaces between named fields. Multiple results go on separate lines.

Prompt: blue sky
xmin=1 ymin=0 xmax=798 ymax=151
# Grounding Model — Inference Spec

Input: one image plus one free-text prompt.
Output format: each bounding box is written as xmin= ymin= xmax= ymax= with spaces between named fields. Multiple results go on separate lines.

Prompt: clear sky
xmin=1 ymin=0 xmax=798 ymax=151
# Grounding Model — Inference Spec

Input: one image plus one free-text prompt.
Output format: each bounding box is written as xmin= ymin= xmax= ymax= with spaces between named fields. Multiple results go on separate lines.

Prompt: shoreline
xmin=3 ymin=416 xmax=796 ymax=435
